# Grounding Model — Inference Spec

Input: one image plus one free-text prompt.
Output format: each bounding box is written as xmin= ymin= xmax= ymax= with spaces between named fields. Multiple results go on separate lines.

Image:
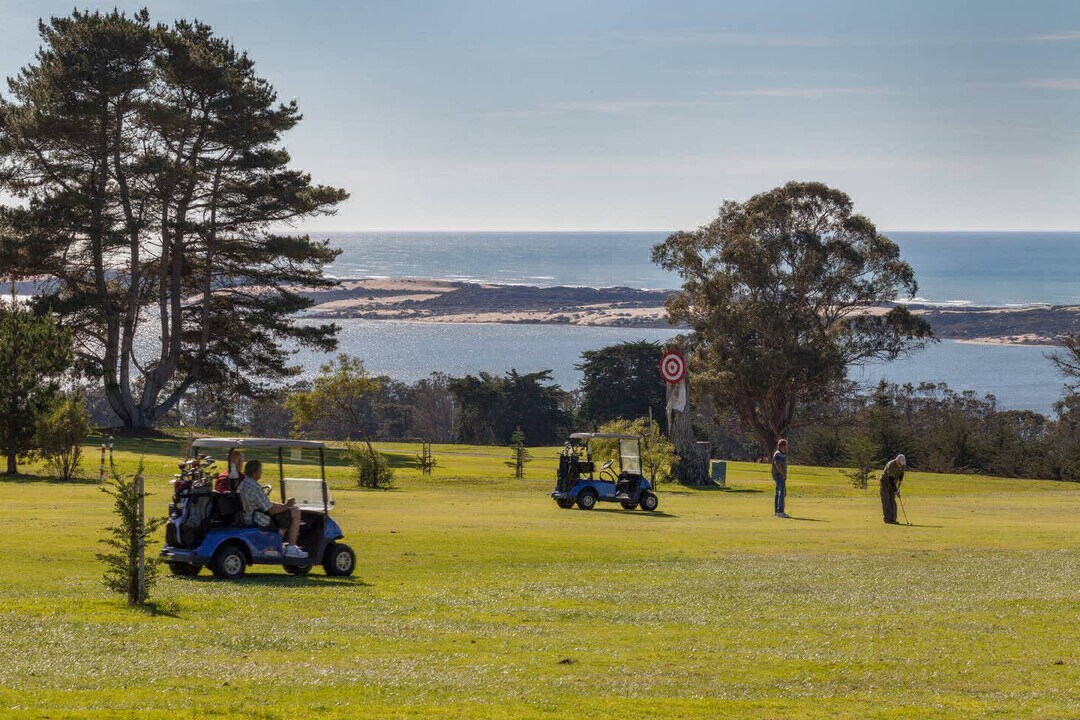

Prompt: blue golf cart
xmin=160 ymin=437 xmax=355 ymax=580
xmin=552 ymin=432 xmax=659 ymax=511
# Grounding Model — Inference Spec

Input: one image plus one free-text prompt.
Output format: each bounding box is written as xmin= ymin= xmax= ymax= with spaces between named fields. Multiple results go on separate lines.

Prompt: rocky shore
xmin=300 ymin=278 xmax=1080 ymax=344
xmin=10 ymin=275 xmax=1076 ymax=344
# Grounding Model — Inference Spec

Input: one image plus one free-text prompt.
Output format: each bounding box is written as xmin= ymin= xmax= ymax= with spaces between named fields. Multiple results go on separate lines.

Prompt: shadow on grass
xmin=677 ymin=484 xmax=764 ymax=494
xmin=0 ymin=473 xmax=101 ymax=485
xmin=590 ymin=507 xmax=678 ymax=518
xmin=182 ymin=573 xmax=371 ymax=588
xmin=900 ymin=523 xmax=944 ymax=528
xmin=138 ymin=600 xmax=183 ymax=618
xmin=786 ymin=516 xmax=827 ymax=523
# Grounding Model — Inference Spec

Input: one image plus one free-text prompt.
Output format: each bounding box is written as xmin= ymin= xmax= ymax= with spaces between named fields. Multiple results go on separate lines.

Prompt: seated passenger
xmin=215 ymin=449 xmax=245 ymax=493
xmin=236 ymin=458 xmax=308 ymax=559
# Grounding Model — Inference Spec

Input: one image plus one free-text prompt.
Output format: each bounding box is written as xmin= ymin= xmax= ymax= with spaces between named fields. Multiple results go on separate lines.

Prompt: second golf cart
xmin=160 ymin=437 xmax=356 ymax=580
xmin=552 ymin=432 xmax=659 ymax=511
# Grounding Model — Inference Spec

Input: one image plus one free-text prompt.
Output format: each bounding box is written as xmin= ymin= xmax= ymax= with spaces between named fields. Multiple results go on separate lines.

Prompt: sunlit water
xmin=293 ymin=319 xmax=1066 ymax=415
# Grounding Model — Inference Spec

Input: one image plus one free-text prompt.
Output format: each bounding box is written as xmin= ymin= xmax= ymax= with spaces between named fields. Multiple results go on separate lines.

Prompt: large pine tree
xmin=0 ymin=10 xmax=347 ymax=428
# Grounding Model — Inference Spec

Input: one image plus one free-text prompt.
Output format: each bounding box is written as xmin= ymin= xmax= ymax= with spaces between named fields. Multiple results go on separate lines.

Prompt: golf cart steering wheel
xmin=600 ymin=459 xmax=617 ymax=482
xmin=262 ymin=484 xmax=273 ymax=496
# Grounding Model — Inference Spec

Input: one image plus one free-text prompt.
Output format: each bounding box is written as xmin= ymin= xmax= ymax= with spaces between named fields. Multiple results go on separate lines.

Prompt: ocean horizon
xmin=320 ymin=230 xmax=1080 ymax=309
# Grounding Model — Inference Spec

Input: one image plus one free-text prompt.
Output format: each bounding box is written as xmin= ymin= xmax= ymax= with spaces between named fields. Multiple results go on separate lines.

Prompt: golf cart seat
xmin=212 ymin=492 xmax=244 ymax=526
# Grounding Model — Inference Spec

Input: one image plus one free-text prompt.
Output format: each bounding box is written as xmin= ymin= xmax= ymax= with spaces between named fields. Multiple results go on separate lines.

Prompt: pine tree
xmin=506 ymin=428 xmax=532 ymax=479
xmin=0 ymin=10 xmax=347 ymax=428
xmin=0 ymin=285 xmax=73 ymax=475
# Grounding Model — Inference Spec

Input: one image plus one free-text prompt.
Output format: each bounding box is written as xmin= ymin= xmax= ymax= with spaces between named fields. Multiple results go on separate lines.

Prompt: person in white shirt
xmin=236 ymin=458 xmax=308 ymax=559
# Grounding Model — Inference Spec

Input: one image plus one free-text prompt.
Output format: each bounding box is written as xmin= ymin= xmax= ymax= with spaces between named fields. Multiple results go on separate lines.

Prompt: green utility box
xmin=711 ymin=460 xmax=727 ymax=487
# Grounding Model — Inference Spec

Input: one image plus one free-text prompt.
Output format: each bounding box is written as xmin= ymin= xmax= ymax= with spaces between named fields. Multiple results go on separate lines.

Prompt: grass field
xmin=2 ymin=432 xmax=1079 ymax=719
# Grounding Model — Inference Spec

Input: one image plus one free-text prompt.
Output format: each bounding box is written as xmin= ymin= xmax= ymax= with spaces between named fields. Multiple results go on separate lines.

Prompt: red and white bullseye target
xmin=659 ymin=350 xmax=687 ymax=384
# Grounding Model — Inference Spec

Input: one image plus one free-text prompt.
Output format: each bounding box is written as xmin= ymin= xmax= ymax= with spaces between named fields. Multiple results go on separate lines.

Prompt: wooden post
xmin=135 ymin=474 xmax=145 ymax=605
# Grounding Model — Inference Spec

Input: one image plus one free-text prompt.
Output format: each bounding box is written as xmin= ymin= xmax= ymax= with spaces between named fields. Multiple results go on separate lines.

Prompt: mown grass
xmin=1 ymin=432 xmax=1078 ymax=719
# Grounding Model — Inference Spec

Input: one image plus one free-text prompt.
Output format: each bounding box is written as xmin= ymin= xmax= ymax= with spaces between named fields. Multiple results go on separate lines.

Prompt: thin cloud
xmin=1026 ymin=30 xmax=1080 ymax=42
xmin=610 ymin=29 xmax=1080 ymax=49
xmin=481 ymin=86 xmax=889 ymax=119
xmin=722 ymin=86 xmax=892 ymax=98
xmin=480 ymin=98 xmax=730 ymax=118
xmin=609 ymin=30 xmax=888 ymax=48
xmin=1025 ymin=79 xmax=1080 ymax=90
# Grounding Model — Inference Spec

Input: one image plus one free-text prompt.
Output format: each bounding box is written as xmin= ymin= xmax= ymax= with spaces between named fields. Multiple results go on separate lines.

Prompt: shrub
xmin=37 ymin=393 xmax=90 ymax=482
xmin=97 ymin=461 xmax=164 ymax=605
xmin=843 ymin=435 xmax=881 ymax=489
xmin=345 ymin=440 xmax=395 ymax=488
xmin=506 ymin=428 xmax=532 ymax=479
xmin=415 ymin=443 xmax=437 ymax=475
xmin=596 ymin=417 xmax=677 ymax=484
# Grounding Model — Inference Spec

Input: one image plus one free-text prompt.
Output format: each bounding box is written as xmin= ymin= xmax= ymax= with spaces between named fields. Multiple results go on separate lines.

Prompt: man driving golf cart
xmin=237 ymin=458 xmax=306 ymax=558
xmin=552 ymin=432 xmax=659 ymax=511
xmin=161 ymin=438 xmax=355 ymax=579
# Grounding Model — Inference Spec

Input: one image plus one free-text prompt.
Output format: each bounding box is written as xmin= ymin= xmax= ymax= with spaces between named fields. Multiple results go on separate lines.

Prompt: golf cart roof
xmin=569 ymin=433 xmax=639 ymax=441
xmin=190 ymin=437 xmax=327 ymax=450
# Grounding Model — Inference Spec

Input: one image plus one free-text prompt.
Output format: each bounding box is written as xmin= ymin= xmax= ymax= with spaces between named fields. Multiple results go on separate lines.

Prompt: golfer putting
xmin=880 ymin=454 xmax=907 ymax=525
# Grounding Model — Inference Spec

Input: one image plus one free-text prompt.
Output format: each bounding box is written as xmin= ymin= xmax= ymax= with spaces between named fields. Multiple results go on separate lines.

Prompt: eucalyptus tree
xmin=0 ymin=10 xmax=347 ymax=428
xmin=652 ymin=181 xmax=932 ymax=454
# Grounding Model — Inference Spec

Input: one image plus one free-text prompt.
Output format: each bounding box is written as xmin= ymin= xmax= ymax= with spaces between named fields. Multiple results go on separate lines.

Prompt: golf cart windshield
xmin=571 ymin=433 xmax=642 ymax=475
xmin=620 ymin=438 xmax=641 ymax=474
xmin=284 ymin=477 xmax=334 ymax=512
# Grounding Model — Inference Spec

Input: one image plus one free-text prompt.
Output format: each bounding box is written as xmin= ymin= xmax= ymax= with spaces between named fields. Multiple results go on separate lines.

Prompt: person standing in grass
xmin=880 ymin=454 xmax=906 ymax=525
xmin=772 ymin=439 xmax=790 ymax=518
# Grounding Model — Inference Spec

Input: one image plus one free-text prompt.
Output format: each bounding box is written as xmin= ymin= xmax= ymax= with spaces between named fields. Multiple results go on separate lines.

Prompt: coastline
xmin=300 ymin=278 xmax=1080 ymax=345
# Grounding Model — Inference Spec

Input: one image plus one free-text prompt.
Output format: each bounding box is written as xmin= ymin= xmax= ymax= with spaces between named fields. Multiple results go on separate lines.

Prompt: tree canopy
xmin=652 ymin=181 xmax=933 ymax=453
xmin=576 ymin=340 xmax=664 ymax=429
xmin=285 ymin=354 xmax=381 ymax=441
xmin=0 ymin=288 xmax=73 ymax=474
xmin=0 ymin=10 xmax=347 ymax=428
xmin=449 ymin=370 xmax=568 ymax=445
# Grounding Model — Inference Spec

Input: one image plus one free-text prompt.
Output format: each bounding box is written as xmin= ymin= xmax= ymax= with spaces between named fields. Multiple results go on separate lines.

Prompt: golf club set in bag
xmin=165 ymin=455 xmax=218 ymax=547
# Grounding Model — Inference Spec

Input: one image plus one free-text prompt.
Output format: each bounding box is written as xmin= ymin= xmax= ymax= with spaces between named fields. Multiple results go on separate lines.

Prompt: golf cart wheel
xmin=211 ymin=544 xmax=247 ymax=580
xmin=556 ymin=499 xmax=575 ymax=509
xmin=284 ymin=564 xmax=312 ymax=576
xmin=640 ymin=492 xmax=659 ymax=512
xmin=620 ymin=501 xmax=638 ymax=510
xmin=576 ymin=489 xmax=598 ymax=510
xmin=168 ymin=561 xmax=202 ymax=577
xmin=323 ymin=543 xmax=356 ymax=577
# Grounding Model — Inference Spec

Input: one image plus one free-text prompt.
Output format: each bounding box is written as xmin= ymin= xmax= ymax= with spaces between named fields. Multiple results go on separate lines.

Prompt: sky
xmin=0 ymin=0 xmax=1078 ymax=231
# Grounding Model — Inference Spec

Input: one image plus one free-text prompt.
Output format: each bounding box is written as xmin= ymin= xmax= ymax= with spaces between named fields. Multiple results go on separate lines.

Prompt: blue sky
xmin=1 ymin=0 xmax=1078 ymax=230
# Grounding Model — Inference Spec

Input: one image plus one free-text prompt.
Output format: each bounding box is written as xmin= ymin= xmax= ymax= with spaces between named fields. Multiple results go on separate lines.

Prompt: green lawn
xmin=2 ymin=433 xmax=1079 ymax=719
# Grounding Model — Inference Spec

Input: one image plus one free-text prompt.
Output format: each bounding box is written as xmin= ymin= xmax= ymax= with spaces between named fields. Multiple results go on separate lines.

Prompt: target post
xmin=660 ymin=350 xmax=687 ymax=384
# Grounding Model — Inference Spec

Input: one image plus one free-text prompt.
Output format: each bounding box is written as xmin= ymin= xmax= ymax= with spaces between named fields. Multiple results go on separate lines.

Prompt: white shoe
xmin=284 ymin=544 xmax=309 ymax=559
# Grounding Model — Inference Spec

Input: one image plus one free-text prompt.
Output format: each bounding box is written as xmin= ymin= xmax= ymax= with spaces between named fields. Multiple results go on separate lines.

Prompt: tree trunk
xmin=667 ymin=377 xmax=710 ymax=485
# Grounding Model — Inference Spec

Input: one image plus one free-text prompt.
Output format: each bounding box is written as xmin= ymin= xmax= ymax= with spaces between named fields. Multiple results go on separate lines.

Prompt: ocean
xmin=323 ymin=230 xmax=1080 ymax=307
xmin=293 ymin=231 xmax=1080 ymax=415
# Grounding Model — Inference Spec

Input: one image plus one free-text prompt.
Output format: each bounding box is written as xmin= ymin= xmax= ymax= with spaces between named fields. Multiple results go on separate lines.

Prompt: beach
xmin=301 ymin=277 xmax=1080 ymax=345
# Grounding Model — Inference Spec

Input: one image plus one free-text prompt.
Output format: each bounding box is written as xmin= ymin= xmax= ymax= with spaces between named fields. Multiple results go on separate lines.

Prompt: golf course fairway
xmin=1 ymin=434 xmax=1078 ymax=719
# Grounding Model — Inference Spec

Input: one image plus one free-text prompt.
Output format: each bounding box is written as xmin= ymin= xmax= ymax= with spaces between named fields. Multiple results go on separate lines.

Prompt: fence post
xmin=135 ymin=474 xmax=145 ymax=605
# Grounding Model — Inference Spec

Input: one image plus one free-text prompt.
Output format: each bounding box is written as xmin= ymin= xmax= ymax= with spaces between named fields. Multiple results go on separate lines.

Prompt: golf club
xmin=897 ymin=492 xmax=910 ymax=526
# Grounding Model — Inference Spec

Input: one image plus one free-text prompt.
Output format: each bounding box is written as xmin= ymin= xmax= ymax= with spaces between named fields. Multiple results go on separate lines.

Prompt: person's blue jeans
xmin=773 ymin=473 xmax=786 ymax=514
